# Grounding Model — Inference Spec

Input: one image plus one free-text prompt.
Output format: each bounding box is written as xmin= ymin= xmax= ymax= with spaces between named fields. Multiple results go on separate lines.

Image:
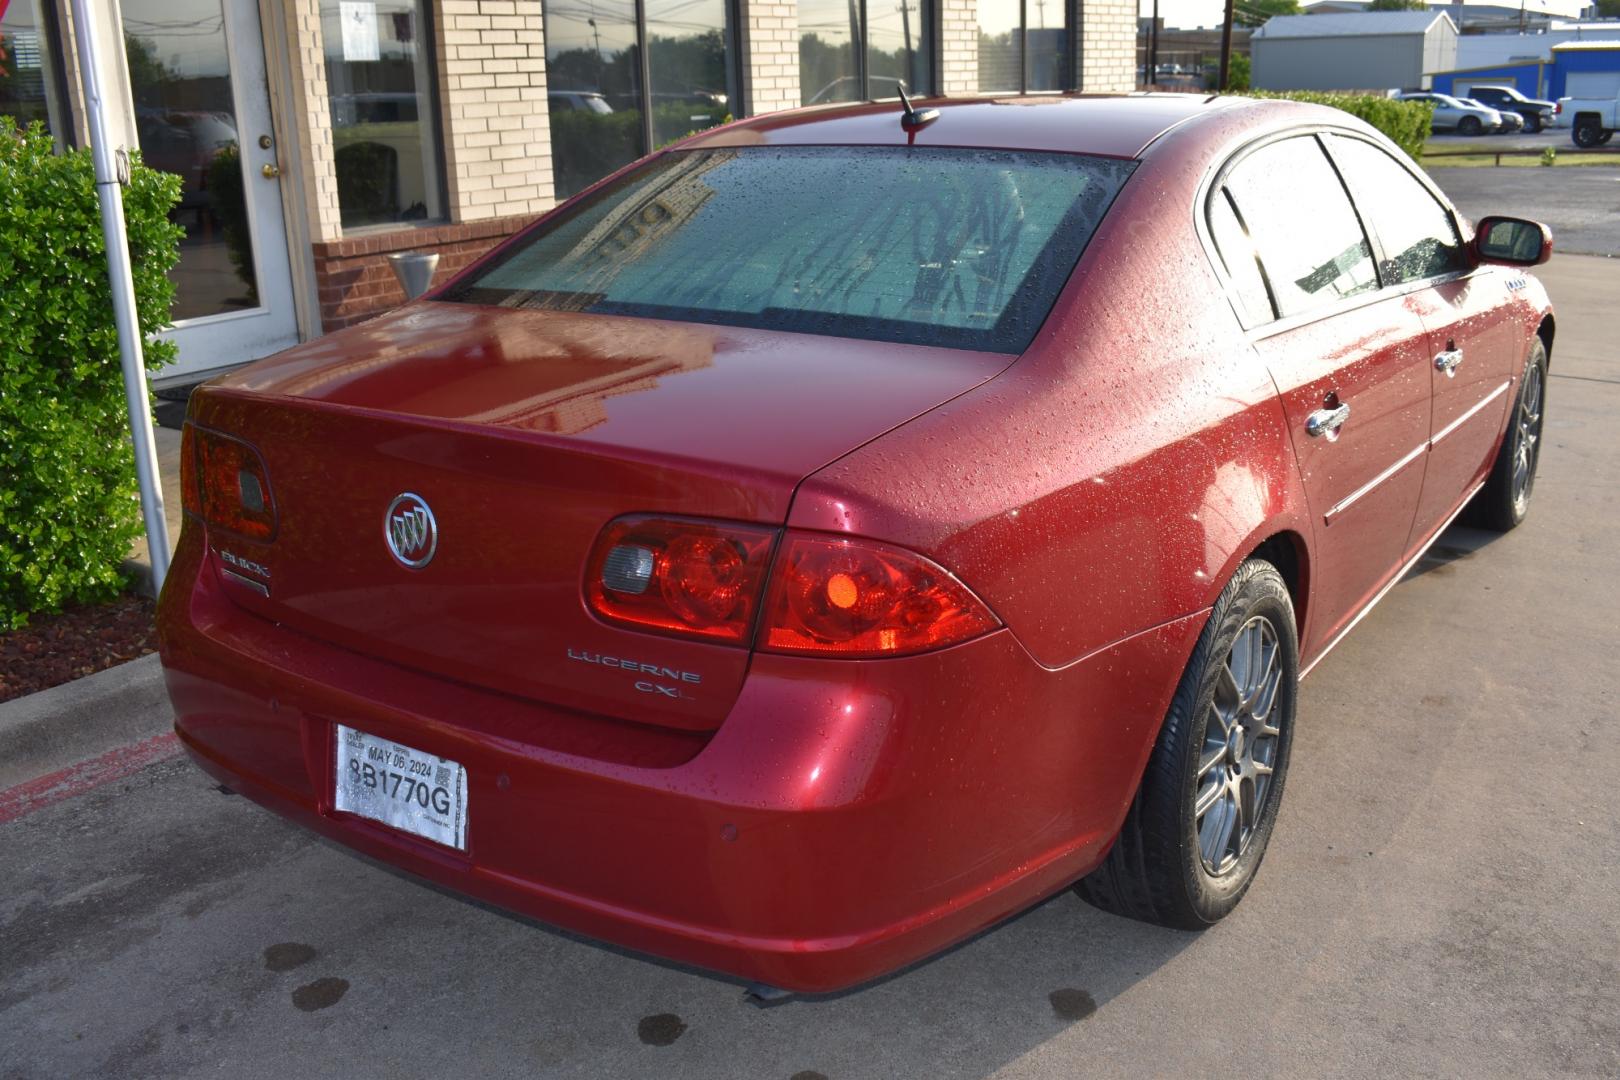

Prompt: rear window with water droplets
xmin=444 ymin=146 xmax=1135 ymax=353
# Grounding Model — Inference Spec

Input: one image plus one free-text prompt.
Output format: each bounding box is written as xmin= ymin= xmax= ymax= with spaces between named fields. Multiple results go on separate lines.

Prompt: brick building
xmin=0 ymin=0 xmax=1135 ymax=381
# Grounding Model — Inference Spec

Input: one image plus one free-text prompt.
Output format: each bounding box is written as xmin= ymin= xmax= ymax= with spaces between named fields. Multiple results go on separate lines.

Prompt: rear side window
xmin=1326 ymin=135 xmax=1470 ymax=285
xmin=1207 ymin=188 xmax=1274 ymax=324
xmin=1222 ymin=135 xmax=1376 ymax=320
xmin=444 ymin=146 xmax=1135 ymax=353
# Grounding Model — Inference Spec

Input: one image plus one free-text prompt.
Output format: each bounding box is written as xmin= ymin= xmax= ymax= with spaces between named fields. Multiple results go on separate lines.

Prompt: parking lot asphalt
xmin=1428 ymin=164 xmax=1620 ymax=258
xmin=4 ymin=254 xmax=1619 ymax=1080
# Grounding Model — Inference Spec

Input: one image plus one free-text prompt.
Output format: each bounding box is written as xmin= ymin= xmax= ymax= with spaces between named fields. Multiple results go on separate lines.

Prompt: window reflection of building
xmin=798 ymin=0 xmax=930 ymax=106
xmin=543 ymin=0 xmax=737 ymax=201
xmin=1 ymin=0 xmax=71 ymax=145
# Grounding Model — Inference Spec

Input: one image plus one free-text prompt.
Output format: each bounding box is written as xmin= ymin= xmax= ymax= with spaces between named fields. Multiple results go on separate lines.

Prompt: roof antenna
xmin=896 ymin=82 xmax=939 ymax=130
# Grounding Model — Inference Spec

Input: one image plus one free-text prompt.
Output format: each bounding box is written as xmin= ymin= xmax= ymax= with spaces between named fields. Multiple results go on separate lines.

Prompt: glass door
xmin=123 ymin=0 xmax=300 ymax=380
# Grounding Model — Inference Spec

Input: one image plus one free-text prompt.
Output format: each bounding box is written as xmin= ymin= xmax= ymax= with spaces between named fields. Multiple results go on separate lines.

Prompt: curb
xmin=0 ymin=653 xmax=174 ymax=791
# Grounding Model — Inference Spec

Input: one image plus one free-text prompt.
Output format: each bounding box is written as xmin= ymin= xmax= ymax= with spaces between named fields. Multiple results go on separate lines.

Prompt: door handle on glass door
xmin=262 ymin=163 xmax=281 ymax=179
xmin=1306 ymin=402 xmax=1350 ymax=439
xmin=1435 ymin=348 xmax=1463 ymax=376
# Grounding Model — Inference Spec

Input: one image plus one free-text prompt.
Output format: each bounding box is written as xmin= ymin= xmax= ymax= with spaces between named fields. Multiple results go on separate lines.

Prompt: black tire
xmin=1573 ymin=119 xmax=1604 ymax=148
xmin=1523 ymin=114 xmax=1542 ymax=134
xmin=1458 ymin=115 xmax=1483 ymax=137
xmin=1078 ymin=560 xmax=1298 ymax=929
xmin=1471 ymin=338 xmax=1547 ymax=532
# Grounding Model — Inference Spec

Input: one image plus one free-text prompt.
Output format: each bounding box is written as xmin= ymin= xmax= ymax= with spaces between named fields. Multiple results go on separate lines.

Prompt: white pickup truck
xmin=1554 ymin=92 xmax=1618 ymax=147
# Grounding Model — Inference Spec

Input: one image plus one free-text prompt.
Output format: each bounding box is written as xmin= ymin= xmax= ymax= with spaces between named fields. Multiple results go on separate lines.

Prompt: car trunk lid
xmin=188 ymin=302 xmax=1010 ymax=731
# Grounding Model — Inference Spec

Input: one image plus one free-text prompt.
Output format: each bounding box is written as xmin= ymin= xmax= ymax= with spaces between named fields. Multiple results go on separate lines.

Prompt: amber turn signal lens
xmin=188 ymin=425 xmax=277 ymax=541
xmin=584 ymin=516 xmax=776 ymax=644
xmin=760 ymin=534 xmax=999 ymax=657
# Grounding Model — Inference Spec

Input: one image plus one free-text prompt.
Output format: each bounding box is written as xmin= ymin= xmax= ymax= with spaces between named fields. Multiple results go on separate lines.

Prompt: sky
xmin=1139 ymin=0 xmax=1593 ymax=30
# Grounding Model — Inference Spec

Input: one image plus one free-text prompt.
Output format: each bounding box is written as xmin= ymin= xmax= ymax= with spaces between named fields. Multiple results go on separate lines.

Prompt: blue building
xmin=1433 ymin=39 xmax=1620 ymax=100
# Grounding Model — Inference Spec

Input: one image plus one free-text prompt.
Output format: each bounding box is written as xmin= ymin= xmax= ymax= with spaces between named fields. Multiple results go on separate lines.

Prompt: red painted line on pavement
xmin=0 ymin=731 xmax=182 ymax=825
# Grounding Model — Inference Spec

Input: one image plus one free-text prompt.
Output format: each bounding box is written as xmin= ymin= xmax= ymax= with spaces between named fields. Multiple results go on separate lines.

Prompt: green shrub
xmin=1242 ymin=91 xmax=1434 ymax=162
xmin=0 ymin=118 xmax=182 ymax=628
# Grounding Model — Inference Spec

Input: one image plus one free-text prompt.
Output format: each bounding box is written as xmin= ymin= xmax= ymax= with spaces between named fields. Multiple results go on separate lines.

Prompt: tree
xmin=1594 ymin=0 xmax=1620 ymax=17
xmin=1225 ymin=53 xmax=1251 ymax=91
xmin=1367 ymin=0 xmax=1429 ymax=9
xmin=1232 ymin=0 xmax=1301 ymax=28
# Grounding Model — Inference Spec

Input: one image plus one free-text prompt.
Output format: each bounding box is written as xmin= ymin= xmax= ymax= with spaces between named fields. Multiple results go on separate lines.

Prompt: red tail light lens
xmin=760 ymin=534 xmax=999 ymax=657
xmin=187 ymin=425 xmax=277 ymax=541
xmin=584 ymin=516 xmax=776 ymax=644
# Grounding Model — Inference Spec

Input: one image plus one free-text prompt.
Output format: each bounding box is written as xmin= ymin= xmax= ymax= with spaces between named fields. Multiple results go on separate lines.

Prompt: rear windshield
xmin=443 ymin=146 xmax=1134 ymax=353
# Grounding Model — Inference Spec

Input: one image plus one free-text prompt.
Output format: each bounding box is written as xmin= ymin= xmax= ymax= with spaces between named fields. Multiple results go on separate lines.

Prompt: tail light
xmin=584 ymin=516 xmax=776 ymax=644
xmin=184 ymin=424 xmax=277 ymax=541
xmin=584 ymin=517 xmax=1000 ymax=657
xmin=758 ymin=534 xmax=998 ymax=657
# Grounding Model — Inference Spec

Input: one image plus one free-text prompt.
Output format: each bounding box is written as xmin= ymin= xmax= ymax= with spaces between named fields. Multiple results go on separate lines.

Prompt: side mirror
xmin=1472 ymin=216 xmax=1553 ymax=266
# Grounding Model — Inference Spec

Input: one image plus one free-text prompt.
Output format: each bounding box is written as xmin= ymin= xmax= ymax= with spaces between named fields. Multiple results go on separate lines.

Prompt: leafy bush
xmin=0 ymin=118 xmax=182 ymax=628
xmin=1224 ymin=54 xmax=1251 ymax=92
xmin=1243 ymin=91 xmax=1434 ymax=162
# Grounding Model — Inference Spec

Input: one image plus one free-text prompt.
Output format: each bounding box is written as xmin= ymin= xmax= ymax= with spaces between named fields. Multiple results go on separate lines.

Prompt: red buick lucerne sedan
xmin=158 ymin=93 xmax=1554 ymax=995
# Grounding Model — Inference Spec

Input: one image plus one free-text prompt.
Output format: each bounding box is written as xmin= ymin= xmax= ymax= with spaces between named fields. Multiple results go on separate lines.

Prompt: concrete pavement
xmin=3 ymin=255 xmax=1617 ymax=1079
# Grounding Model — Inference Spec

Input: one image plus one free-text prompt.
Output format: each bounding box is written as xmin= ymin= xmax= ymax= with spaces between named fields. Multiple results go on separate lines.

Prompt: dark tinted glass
xmin=1208 ymin=188 xmax=1274 ymax=325
xmin=320 ymin=0 xmax=446 ymax=226
xmin=977 ymin=0 xmax=1022 ymax=92
xmin=125 ymin=0 xmax=260 ymax=319
xmin=867 ymin=0 xmax=931 ymax=100
xmin=1 ymin=0 xmax=66 ymax=140
xmin=1224 ymin=136 xmax=1376 ymax=319
xmin=647 ymin=0 xmax=733 ymax=147
xmin=1027 ymin=9 xmax=1068 ymax=91
xmin=1327 ymin=135 xmax=1469 ymax=285
xmin=545 ymin=0 xmax=644 ymax=198
xmin=799 ymin=0 xmax=859 ymax=105
xmin=447 ymin=147 xmax=1134 ymax=352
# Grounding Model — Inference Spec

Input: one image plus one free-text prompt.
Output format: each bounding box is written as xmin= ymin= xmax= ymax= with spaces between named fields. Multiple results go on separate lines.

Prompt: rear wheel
xmin=1472 ymin=338 xmax=1547 ymax=532
xmin=1458 ymin=115 xmax=1484 ymax=137
xmin=1523 ymin=114 xmax=1542 ymax=134
xmin=1573 ymin=118 xmax=1605 ymax=147
xmin=1078 ymin=560 xmax=1298 ymax=929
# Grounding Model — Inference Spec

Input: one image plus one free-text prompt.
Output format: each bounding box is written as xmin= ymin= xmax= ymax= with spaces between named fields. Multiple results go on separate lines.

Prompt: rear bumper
xmin=159 ymin=528 xmax=1204 ymax=993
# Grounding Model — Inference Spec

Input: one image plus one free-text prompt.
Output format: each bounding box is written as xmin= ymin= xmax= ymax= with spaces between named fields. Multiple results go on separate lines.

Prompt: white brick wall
xmin=741 ymin=2 xmax=800 ymax=114
xmin=1080 ymin=0 xmax=1136 ymax=93
xmin=284 ymin=0 xmax=345 ymax=242
xmin=940 ymin=0 xmax=978 ymax=96
xmin=436 ymin=0 xmax=556 ymax=220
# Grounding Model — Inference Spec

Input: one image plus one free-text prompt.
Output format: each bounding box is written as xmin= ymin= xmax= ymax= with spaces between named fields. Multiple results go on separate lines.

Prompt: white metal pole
xmin=66 ymin=0 xmax=171 ymax=592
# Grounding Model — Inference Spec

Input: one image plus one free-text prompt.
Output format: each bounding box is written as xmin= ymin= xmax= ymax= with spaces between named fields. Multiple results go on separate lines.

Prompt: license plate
xmin=334 ymin=725 xmax=468 ymax=851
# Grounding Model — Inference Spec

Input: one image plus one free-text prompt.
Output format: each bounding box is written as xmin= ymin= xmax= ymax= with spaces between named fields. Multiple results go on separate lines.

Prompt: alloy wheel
xmin=1512 ymin=361 xmax=1544 ymax=516
xmin=1195 ymin=616 xmax=1284 ymax=876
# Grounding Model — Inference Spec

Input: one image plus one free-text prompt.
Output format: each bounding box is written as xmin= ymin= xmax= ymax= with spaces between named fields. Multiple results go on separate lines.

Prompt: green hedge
xmin=1243 ymin=91 xmax=1434 ymax=162
xmin=0 ymin=119 xmax=182 ymax=628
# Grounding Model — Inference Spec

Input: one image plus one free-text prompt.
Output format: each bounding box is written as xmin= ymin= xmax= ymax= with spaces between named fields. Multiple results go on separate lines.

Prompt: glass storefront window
xmin=544 ymin=0 xmax=734 ymax=200
xmin=320 ymin=0 xmax=446 ymax=228
xmin=647 ymin=0 xmax=733 ymax=147
xmin=978 ymin=0 xmax=1069 ymax=94
xmin=125 ymin=0 xmax=260 ymax=319
xmin=1 ymin=0 xmax=70 ymax=142
xmin=799 ymin=0 xmax=930 ymax=106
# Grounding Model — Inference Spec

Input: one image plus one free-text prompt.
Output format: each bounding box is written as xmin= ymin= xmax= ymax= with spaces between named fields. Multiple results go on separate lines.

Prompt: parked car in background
xmin=158 ymin=95 xmax=1555 ymax=996
xmin=1459 ymin=97 xmax=1524 ymax=133
xmin=547 ymin=91 xmax=613 ymax=115
xmin=1553 ymin=90 xmax=1618 ymax=146
xmin=1396 ymin=91 xmax=1505 ymax=136
xmin=1464 ymin=84 xmax=1556 ymax=133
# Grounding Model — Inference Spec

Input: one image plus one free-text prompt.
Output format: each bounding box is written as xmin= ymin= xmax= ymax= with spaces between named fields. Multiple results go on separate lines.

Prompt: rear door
xmin=1210 ymin=134 xmax=1433 ymax=657
xmin=1325 ymin=134 xmax=1518 ymax=546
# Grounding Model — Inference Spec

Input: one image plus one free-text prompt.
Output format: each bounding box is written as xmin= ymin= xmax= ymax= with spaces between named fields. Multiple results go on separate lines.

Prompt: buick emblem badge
xmin=384 ymin=492 xmax=438 ymax=569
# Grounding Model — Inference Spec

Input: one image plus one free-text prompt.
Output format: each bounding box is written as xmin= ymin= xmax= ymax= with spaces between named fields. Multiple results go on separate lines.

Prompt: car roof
xmin=680 ymin=93 xmax=1255 ymax=160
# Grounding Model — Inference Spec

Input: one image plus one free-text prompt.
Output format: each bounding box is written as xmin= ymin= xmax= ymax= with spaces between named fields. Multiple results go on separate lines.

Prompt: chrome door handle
xmin=1435 ymin=348 xmax=1463 ymax=377
xmin=1306 ymin=402 xmax=1351 ymax=438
